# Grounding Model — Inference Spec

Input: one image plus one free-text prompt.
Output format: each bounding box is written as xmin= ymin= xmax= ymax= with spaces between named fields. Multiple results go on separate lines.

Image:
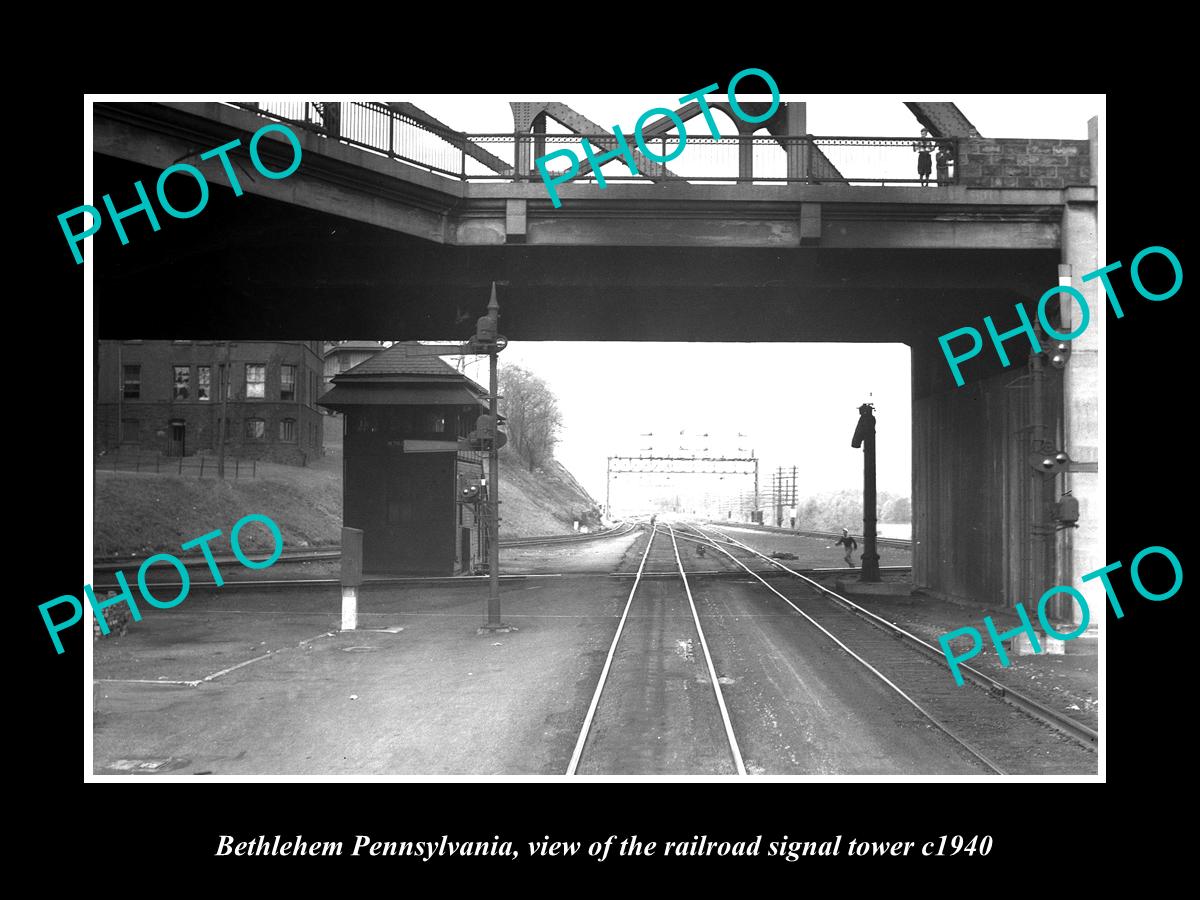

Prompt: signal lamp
xmin=1048 ymin=341 xmax=1070 ymax=369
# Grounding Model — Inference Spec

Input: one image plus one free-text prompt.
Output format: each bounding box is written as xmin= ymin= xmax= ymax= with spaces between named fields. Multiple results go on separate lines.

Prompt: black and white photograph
xmin=76 ymin=90 xmax=1116 ymax=781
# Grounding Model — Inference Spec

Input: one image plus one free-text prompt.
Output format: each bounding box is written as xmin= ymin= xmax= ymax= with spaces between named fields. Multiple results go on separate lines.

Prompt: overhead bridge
xmin=90 ymin=98 xmax=1100 ymax=622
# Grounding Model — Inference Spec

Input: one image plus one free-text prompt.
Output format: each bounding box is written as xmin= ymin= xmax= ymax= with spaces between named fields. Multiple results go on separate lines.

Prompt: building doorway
xmin=167 ymin=420 xmax=186 ymax=457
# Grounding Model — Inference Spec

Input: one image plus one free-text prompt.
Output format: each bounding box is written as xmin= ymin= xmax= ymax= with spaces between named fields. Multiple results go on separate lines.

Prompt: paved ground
xmin=92 ymin=521 xmax=1096 ymax=776
xmin=93 ymin=578 xmax=628 ymax=775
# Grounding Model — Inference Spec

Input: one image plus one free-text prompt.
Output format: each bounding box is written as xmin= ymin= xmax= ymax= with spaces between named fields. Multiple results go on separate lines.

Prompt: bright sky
xmin=405 ymin=93 xmax=1102 ymax=141
xmin=445 ymin=342 xmax=911 ymax=510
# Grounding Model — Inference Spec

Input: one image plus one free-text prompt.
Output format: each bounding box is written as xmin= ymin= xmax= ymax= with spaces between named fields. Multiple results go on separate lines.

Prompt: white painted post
xmin=341 ymin=526 xmax=363 ymax=632
xmin=341 ymin=586 xmax=358 ymax=632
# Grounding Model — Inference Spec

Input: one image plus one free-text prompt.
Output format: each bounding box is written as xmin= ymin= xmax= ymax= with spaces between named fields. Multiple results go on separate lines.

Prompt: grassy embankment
xmin=93 ymin=447 xmax=599 ymax=558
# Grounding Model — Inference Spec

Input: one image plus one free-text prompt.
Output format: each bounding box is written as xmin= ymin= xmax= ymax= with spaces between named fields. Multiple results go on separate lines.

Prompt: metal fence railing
xmin=224 ymin=103 xmax=959 ymax=186
xmin=95 ymin=451 xmax=258 ymax=478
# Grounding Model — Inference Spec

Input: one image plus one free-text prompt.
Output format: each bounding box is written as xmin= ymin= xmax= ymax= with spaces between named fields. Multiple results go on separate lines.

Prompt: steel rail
xmin=665 ymin=524 xmax=747 ymax=776
xmin=566 ymin=524 xmax=748 ymax=775
xmin=565 ymin=523 xmax=658 ymax=775
xmin=89 ymin=573 xmax=560 ymax=593
xmin=698 ymin=524 xmax=1098 ymax=750
xmin=93 ymin=524 xmax=638 ymax=578
xmin=92 ymin=549 xmax=342 ymax=573
xmin=709 ymin=521 xmax=913 ymax=549
xmin=678 ymin=523 xmax=1006 ymax=775
xmin=668 ymin=531 xmax=912 ymax=575
xmin=501 ymin=522 xmax=637 ymax=547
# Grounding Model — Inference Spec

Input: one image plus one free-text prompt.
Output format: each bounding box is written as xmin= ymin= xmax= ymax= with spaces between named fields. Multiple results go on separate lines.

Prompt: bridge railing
xmin=225 ymin=102 xmax=959 ymax=186
xmin=229 ymin=101 xmax=473 ymax=179
xmin=521 ymin=133 xmax=960 ymax=186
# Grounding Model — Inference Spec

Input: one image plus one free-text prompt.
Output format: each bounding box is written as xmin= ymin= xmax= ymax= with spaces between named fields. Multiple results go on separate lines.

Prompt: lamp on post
xmin=467 ymin=282 xmax=513 ymax=633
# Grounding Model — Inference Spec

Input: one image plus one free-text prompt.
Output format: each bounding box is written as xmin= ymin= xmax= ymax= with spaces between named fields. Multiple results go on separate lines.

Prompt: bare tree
xmin=498 ymin=364 xmax=563 ymax=472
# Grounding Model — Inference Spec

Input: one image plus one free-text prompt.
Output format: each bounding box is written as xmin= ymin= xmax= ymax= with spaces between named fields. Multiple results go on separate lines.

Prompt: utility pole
xmin=606 ymin=455 xmax=612 ymax=518
xmin=752 ymin=452 xmax=758 ymax=521
xmin=115 ymin=343 xmax=122 ymax=449
xmin=851 ymin=402 xmax=881 ymax=582
xmin=790 ymin=465 xmax=797 ymax=529
xmin=775 ymin=466 xmax=785 ymax=527
xmin=217 ymin=340 xmax=232 ymax=479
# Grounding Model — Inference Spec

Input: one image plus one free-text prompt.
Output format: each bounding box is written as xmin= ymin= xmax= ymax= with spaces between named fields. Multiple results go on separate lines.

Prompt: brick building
xmin=95 ymin=340 xmax=325 ymax=465
xmin=323 ymin=340 xmax=387 ymax=388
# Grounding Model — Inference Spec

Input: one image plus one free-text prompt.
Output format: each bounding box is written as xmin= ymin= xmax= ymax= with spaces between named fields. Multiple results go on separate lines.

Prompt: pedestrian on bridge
xmin=913 ymin=129 xmax=934 ymax=186
xmin=835 ymin=528 xmax=858 ymax=567
xmin=936 ymin=142 xmax=953 ymax=186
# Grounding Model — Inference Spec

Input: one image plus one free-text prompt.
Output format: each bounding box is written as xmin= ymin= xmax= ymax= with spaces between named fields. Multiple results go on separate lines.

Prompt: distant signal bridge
xmin=606 ymin=455 xmax=759 ymax=515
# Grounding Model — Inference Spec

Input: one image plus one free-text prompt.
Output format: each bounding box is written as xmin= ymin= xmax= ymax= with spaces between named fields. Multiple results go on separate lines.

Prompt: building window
xmin=426 ymin=413 xmax=446 ymax=433
xmin=310 ymin=371 xmax=317 ymax=406
xmin=245 ymin=418 xmax=265 ymax=440
xmin=245 ymin=364 xmax=266 ymax=399
xmin=280 ymin=418 xmax=296 ymax=442
xmin=122 ymin=365 xmax=141 ymax=399
xmin=121 ymin=419 xmax=138 ymax=442
xmin=173 ymin=365 xmax=190 ymax=400
xmin=197 ymin=366 xmax=211 ymax=401
xmin=281 ymin=365 xmax=296 ymax=401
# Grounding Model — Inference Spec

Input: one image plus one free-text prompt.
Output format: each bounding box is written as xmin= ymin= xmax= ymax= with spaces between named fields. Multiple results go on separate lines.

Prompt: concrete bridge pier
xmin=910 ymin=119 xmax=1100 ymax=620
xmin=911 ymin=332 xmax=1065 ymax=612
xmin=1055 ymin=119 xmax=1101 ymax=624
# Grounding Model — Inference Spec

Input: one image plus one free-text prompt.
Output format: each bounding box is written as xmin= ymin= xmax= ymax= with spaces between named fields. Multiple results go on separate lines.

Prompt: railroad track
xmin=663 ymin=529 xmax=912 ymax=577
xmin=567 ymin=523 xmax=746 ymax=776
xmin=93 ymin=548 xmax=342 ymax=574
xmin=500 ymin=521 xmax=638 ymax=547
xmin=92 ymin=521 xmax=640 ymax=586
xmin=707 ymin=521 xmax=913 ymax=550
xmin=673 ymin=522 xmax=1097 ymax=774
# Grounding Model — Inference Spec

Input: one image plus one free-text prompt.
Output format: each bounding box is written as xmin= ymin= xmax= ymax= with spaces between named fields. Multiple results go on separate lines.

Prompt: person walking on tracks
xmin=835 ymin=527 xmax=858 ymax=567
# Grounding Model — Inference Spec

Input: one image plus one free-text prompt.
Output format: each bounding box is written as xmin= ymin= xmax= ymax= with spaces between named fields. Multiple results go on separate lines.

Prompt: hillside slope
xmin=495 ymin=447 xmax=602 ymax=538
xmin=93 ymin=448 xmax=601 ymax=558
